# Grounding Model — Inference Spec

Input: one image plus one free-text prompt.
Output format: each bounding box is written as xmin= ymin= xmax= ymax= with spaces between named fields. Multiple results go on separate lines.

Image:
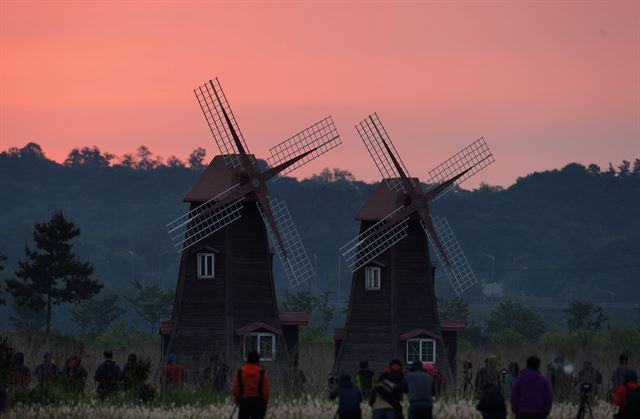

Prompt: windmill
xmin=334 ymin=112 xmax=493 ymax=379
xmin=161 ymin=77 xmax=342 ymax=375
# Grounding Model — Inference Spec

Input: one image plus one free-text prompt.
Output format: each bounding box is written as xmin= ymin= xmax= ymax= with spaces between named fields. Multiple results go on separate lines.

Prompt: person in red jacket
xmin=614 ymin=369 xmax=640 ymax=419
xmin=232 ymin=350 xmax=270 ymax=419
xmin=161 ymin=354 xmax=187 ymax=389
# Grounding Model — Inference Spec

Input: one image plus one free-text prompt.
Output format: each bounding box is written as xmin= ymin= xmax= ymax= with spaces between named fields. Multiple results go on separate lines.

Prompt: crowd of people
xmin=329 ymin=354 xmax=639 ymax=419
xmin=3 ymin=349 xmax=640 ymax=419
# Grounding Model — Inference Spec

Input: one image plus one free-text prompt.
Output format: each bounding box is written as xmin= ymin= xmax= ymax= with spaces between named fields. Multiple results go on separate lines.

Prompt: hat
xmin=339 ymin=373 xmax=351 ymax=384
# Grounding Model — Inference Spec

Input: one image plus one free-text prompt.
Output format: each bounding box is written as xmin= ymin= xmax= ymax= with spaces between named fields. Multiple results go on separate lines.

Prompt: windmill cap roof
xmin=356 ymin=178 xmax=422 ymax=221
xmin=183 ymin=154 xmax=260 ymax=203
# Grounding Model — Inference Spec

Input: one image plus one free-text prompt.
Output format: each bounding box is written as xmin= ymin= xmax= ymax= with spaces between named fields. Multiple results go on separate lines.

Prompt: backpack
xmin=621 ymin=384 xmax=640 ymax=418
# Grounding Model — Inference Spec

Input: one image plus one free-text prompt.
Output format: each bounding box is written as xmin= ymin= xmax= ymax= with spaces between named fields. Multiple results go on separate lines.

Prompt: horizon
xmin=3 ymin=140 xmax=637 ymax=190
xmin=1 ymin=2 xmax=639 ymax=188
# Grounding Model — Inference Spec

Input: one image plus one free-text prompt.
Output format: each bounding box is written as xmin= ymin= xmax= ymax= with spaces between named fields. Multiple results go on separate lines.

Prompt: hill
xmin=1 ymin=143 xmax=639 ymax=314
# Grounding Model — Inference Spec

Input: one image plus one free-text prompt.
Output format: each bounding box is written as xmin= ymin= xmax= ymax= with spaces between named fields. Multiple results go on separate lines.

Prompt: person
xmin=422 ymin=362 xmax=445 ymax=397
xmin=611 ymin=354 xmax=631 ymax=402
xmin=504 ymin=362 xmax=520 ymax=399
xmin=382 ymin=359 xmax=407 ymax=393
xmin=511 ymin=356 xmax=553 ymax=419
xmin=476 ymin=356 xmax=501 ymax=398
xmin=461 ymin=360 xmax=474 ymax=398
xmin=232 ymin=350 xmax=270 ymax=419
xmin=329 ymin=373 xmax=362 ymax=419
xmin=613 ymin=369 xmax=640 ymax=419
xmin=62 ymin=355 xmax=88 ymax=391
xmin=12 ymin=352 xmax=32 ymax=393
xmin=94 ymin=350 xmax=121 ymax=398
xmin=575 ymin=361 xmax=602 ymax=398
xmin=477 ymin=383 xmax=507 ymax=419
xmin=354 ymin=360 xmax=376 ymax=400
xmin=547 ymin=357 xmax=571 ymax=402
xmin=34 ymin=352 xmax=58 ymax=388
xmin=369 ymin=374 xmax=404 ymax=419
xmin=202 ymin=354 xmax=229 ymax=393
xmin=121 ymin=353 xmax=138 ymax=389
xmin=161 ymin=354 xmax=187 ymax=389
xmin=405 ymin=361 xmax=435 ymax=419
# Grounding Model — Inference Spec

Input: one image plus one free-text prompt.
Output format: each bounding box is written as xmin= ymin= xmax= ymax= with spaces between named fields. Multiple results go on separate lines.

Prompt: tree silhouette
xmin=64 ymin=146 xmax=114 ymax=167
xmin=5 ymin=211 xmax=102 ymax=336
xmin=438 ymin=297 xmax=470 ymax=322
xmin=564 ymin=300 xmax=607 ymax=332
xmin=188 ymin=147 xmax=207 ymax=170
xmin=70 ymin=294 xmax=126 ymax=337
xmin=124 ymin=280 xmax=173 ymax=333
xmin=485 ymin=300 xmax=546 ymax=341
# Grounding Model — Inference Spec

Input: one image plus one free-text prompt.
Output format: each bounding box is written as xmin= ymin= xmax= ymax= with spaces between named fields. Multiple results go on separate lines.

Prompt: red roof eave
xmin=235 ymin=321 xmax=283 ymax=337
xmin=279 ymin=312 xmax=310 ymax=326
xmin=400 ymin=328 xmax=443 ymax=342
xmin=440 ymin=320 xmax=466 ymax=332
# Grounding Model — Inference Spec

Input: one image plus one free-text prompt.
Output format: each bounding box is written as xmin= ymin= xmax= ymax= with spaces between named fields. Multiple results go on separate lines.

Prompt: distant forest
xmin=1 ymin=143 xmax=639 ymax=314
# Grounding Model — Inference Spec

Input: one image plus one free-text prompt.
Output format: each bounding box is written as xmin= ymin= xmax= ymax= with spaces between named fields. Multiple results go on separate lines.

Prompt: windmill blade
xmin=356 ymin=113 xmax=413 ymax=193
xmin=167 ymin=184 xmax=245 ymax=253
xmin=340 ymin=207 xmax=410 ymax=272
xmin=267 ymin=116 xmax=342 ymax=179
xmin=194 ymin=78 xmax=251 ymax=169
xmin=421 ymin=216 xmax=477 ymax=295
xmin=424 ymin=137 xmax=494 ymax=200
xmin=257 ymin=198 xmax=315 ymax=288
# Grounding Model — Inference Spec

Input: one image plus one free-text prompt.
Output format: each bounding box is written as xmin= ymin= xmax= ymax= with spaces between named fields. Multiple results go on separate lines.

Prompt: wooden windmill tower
xmin=334 ymin=113 xmax=494 ymax=379
xmin=161 ymin=77 xmax=342 ymax=376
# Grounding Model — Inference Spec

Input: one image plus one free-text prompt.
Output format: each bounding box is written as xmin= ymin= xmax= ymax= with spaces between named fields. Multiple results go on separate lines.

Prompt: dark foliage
xmin=123 ymin=280 xmax=173 ymax=333
xmin=0 ymin=143 xmax=639 ymax=317
xmin=70 ymin=294 xmax=126 ymax=337
xmin=5 ymin=211 xmax=102 ymax=336
xmin=564 ymin=300 xmax=607 ymax=332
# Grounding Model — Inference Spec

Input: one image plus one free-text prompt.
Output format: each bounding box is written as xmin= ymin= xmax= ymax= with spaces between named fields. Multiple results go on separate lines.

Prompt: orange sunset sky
xmin=1 ymin=1 xmax=638 ymax=187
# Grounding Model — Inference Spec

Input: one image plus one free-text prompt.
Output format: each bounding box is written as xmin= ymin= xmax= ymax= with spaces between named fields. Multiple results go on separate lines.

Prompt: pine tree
xmin=6 ymin=211 xmax=102 ymax=336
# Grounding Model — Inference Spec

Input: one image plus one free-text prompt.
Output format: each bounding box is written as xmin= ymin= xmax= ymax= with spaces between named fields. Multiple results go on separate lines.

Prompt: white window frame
xmin=406 ymin=338 xmax=436 ymax=364
xmin=243 ymin=332 xmax=276 ymax=361
xmin=365 ymin=266 xmax=381 ymax=290
xmin=197 ymin=253 xmax=215 ymax=279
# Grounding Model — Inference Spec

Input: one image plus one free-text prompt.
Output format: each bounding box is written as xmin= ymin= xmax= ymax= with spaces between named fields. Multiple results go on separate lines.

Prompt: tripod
xmin=575 ymin=392 xmax=595 ymax=419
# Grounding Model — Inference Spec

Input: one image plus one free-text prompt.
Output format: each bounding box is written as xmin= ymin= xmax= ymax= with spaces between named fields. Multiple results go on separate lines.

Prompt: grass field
xmin=5 ymin=398 xmax=617 ymax=419
xmin=2 ymin=334 xmax=632 ymax=419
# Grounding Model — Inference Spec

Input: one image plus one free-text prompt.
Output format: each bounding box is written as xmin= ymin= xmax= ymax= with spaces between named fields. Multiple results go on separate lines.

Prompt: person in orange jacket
xmin=232 ymin=350 xmax=270 ymax=419
xmin=161 ymin=354 xmax=187 ymax=389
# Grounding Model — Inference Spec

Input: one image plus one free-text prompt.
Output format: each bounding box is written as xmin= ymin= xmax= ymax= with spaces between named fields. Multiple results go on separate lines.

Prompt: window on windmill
xmin=365 ymin=266 xmax=381 ymax=290
xmin=243 ymin=332 xmax=276 ymax=361
xmin=197 ymin=253 xmax=215 ymax=279
xmin=406 ymin=338 xmax=436 ymax=364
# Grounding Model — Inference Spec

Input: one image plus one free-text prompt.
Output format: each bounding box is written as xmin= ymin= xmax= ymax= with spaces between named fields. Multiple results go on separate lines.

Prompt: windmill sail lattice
xmin=194 ymin=78 xmax=250 ymax=169
xmin=340 ymin=207 xmax=410 ymax=272
xmin=356 ymin=113 xmax=414 ymax=193
xmin=257 ymin=198 xmax=315 ymax=287
xmin=422 ymin=216 xmax=477 ymax=295
xmin=268 ymin=116 xmax=342 ymax=178
xmin=167 ymin=184 xmax=245 ymax=252
xmin=424 ymin=137 xmax=494 ymax=199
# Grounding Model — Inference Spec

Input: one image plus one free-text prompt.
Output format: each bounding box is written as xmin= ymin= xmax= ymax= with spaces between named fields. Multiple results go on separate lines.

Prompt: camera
xmin=463 ymin=360 xmax=472 ymax=370
xmin=580 ymin=382 xmax=592 ymax=394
